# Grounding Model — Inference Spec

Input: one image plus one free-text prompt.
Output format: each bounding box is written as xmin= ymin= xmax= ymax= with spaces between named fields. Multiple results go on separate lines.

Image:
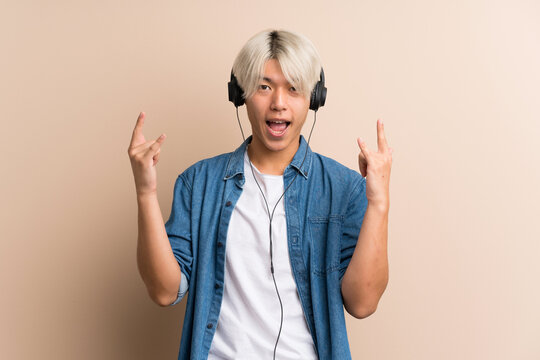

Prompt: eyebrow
xmin=262 ymin=77 xmax=293 ymax=86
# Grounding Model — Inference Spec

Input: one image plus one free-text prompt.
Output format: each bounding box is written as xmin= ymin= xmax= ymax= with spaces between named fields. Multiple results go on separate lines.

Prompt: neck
xmin=246 ymin=137 xmax=300 ymax=175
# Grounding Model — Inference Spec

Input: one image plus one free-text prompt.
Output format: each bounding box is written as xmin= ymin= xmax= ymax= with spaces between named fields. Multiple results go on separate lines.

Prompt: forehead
xmin=261 ymin=59 xmax=290 ymax=84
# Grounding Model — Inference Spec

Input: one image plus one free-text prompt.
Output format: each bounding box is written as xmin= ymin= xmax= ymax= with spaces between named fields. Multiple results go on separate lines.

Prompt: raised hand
xmin=357 ymin=118 xmax=393 ymax=209
xmin=127 ymin=112 xmax=166 ymax=197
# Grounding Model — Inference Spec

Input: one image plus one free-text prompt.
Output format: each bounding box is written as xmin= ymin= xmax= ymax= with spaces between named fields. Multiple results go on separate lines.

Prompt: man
xmin=128 ymin=29 xmax=393 ymax=360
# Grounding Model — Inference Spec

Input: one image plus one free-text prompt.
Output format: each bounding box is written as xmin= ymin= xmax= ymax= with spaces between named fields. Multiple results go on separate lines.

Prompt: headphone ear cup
xmin=319 ymin=86 xmax=327 ymax=107
xmin=309 ymin=83 xmax=319 ymax=111
xmin=309 ymin=68 xmax=327 ymax=111
xmin=228 ymin=71 xmax=245 ymax=107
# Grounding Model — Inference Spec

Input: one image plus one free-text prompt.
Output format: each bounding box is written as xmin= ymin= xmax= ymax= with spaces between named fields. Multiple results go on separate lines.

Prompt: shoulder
xmin=177 ymin=151 xmax=234 ymax=185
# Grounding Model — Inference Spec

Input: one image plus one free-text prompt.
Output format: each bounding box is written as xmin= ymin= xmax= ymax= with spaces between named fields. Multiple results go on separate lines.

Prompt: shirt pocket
xmin=307 ymin=214 xmax=344 ymax=276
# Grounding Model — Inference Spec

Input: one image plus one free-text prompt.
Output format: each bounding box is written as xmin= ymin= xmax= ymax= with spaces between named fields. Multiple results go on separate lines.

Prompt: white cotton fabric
xmin=207 ymin=149 xmax=318 ymax=360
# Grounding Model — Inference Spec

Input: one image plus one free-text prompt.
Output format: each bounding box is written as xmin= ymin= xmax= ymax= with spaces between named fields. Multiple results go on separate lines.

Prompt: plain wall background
xmin=2 ymin=0 xmax=539 ymax=359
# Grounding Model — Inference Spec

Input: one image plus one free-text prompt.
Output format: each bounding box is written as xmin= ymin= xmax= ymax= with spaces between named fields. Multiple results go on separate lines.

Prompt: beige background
xmin=1 ymin=0 xmax=539 ymax=359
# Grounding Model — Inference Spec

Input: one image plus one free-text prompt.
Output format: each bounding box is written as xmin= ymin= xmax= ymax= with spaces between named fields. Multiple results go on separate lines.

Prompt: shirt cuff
xmin=169 ymin=271 xmax=189 ymax=306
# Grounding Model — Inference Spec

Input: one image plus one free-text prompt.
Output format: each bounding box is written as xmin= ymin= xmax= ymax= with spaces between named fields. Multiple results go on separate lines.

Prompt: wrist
xmin=137 ymin=190 xmax=158 ymax=203
xmin=367 ymin=200 xmax=389 ymax=214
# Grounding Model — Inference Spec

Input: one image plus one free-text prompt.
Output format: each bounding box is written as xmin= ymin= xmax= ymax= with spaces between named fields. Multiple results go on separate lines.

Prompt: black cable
xmin=235 ymin=107 xmax=245 ymax=141
xmin=235 ymin=107 xmax=318 ymax=360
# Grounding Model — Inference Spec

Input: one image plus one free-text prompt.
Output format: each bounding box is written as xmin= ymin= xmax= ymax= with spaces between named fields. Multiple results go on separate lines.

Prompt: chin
xmin=264 ymin=136 xmax=298 ymax=152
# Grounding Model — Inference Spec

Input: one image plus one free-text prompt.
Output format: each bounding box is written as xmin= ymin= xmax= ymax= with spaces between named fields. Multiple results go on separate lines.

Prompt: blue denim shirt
xmin=165 ymin=135 xmax=368 ymax=360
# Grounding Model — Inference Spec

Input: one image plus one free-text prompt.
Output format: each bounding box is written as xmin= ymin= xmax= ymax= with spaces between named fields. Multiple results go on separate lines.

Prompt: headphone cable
xmin=235 ymin=106 xmax=318 ymax=360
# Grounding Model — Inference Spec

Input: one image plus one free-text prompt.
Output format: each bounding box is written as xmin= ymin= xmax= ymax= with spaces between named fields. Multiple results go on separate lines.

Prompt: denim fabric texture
xmin=165 ymin=134 xmax=368 ymax=360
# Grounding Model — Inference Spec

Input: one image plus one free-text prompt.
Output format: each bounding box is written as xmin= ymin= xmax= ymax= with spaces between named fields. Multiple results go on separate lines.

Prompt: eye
xmin=290 ymin=86 xmax=298 ymax=92
xmin=259 ymin=84 xmax=270 ymax=90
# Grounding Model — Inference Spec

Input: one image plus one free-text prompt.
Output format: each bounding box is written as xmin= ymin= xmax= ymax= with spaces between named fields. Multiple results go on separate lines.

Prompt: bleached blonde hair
xmin=232 ymin=29 xmax=323 ymax=101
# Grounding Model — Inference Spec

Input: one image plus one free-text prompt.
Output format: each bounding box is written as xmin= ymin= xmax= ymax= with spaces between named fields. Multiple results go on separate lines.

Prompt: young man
xmin=128 ymin=29 xmax=393 ymax=360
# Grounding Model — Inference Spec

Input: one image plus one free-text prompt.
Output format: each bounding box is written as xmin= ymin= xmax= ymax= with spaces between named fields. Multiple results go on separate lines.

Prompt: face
xmin=244 ymin=58 xmax=310 ymax=159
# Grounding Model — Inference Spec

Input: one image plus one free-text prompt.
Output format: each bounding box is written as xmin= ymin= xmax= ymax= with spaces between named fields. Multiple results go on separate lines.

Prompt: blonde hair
xmin=232 ymin=29 xmax=322 ymax=101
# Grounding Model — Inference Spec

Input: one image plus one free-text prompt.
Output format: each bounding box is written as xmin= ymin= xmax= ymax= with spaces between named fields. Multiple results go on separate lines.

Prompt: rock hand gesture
xmin=127 ymin=112 xmax=167 ymax=197
xmin=357 ymin=118 xmax=393 ymax=210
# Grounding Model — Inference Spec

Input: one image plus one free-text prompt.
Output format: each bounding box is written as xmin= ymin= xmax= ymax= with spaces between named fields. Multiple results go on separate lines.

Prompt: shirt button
xmin=207 ymin=323 xmax=213 ymax=329
xmin=217 ymin=242 xmax=223 ymax=247
xmin=215 ymin=283 xmax=220 ymax=289
xmin=225 ymin=201 xmax=232 ymax=206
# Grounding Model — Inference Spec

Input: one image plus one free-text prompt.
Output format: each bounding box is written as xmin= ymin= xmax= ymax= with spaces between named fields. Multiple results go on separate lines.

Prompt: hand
xmin=127 ymin=112 xmax=166 ymax=197
xmin=357 ymin=118 xmax=393 ymax=209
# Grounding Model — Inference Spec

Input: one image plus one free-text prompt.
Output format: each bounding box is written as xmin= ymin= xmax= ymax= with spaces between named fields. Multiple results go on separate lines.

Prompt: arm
xmin=341 ymin=118 xmax=393 ymax=318
xmin=341 ymin=203 xmax=389 ymax=318
xmin=137 ymin=193 xmax=182 ymax=307
xmin=128 ymin=112 xmax=186 ymax=307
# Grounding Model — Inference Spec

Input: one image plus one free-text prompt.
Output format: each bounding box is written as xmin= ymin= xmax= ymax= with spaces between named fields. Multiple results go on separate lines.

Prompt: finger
xmin=376 ymin=118 xmax=390 ymax=153
xmin=358 ymin=151 xmax=367 ymax=176
xmin=153 ymin=151 xmax=161 ymax=166
xmin=358 ymin=152 xmax=367 ymax=168
xmin=145 ymin=133 xmax=166 ymax=156
xmin=357 ymin=151 xmax=367 ymax=164
xmin=129 ymin=112 xmax=146 ymax=148
xmin=129 ymin=133 xmax=165 ymax=158
xmin=357 ymin=137 xmax=369 ymax=159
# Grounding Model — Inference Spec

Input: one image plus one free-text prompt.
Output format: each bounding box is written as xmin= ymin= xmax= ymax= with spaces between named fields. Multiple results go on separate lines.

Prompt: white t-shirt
xmin=207 ymin=149 xmax=318 ymax=360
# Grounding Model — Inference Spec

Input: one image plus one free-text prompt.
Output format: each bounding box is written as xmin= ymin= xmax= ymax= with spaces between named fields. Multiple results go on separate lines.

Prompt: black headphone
xmin=228 ymin=68 xmax=327 ymax=111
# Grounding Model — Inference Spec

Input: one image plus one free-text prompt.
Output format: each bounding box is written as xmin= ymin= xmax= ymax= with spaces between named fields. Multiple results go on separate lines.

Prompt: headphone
xmin=228 ymin=68 xmax=327 ymax=111
xmin=226 ymin=65 xmax=326 ymax=360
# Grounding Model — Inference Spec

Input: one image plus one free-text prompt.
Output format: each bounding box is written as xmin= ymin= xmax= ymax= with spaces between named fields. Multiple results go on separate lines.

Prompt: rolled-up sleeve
xmin=164 ymin=173 xmax=194 ymax=304
xmin=169 ymin=271 xmax=189 ymax=306
xmin=339 ymin=174 xmax=368 ymax=286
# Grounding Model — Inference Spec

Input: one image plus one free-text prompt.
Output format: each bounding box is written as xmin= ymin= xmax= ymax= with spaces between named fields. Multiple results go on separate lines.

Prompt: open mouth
xmin=265 ymin=120 xmax=290 ymax=137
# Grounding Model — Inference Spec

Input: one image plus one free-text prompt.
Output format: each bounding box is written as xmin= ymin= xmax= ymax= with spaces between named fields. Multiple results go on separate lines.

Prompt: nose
xmin=270 ymin=87 xmax=287 ymax=112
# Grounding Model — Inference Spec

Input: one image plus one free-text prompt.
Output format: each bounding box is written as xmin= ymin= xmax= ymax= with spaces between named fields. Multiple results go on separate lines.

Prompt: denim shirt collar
xmin=223 ymin=135 xmax=312 ymax=183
